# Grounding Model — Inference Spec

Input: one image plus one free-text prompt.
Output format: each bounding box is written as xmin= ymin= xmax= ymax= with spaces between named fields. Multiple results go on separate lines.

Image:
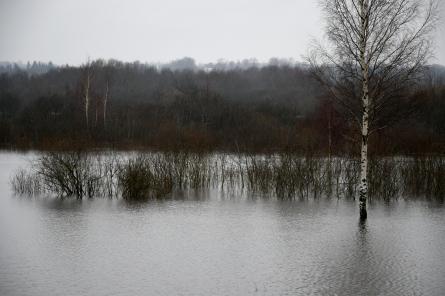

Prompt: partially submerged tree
xmin=309 ymin=0 xmax=438 ymax=219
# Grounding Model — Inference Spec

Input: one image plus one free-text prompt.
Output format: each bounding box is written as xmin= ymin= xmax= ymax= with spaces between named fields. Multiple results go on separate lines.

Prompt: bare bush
xmin=10 ymin=152 xmax=445 ymax=202
xmin=10 ymin=169 xmax=42 ymax=196
xmin=35 ymin=152 xmax=102 ymax=198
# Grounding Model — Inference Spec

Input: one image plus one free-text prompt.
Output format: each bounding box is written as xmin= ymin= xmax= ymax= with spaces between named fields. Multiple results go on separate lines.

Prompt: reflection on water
xmin=1 ymin=152 xmax=445 ymax=296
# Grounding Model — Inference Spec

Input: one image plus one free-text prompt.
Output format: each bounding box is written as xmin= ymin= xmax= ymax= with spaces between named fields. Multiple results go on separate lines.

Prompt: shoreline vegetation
xmin=11 ymin=151 xmax=445 ymax=202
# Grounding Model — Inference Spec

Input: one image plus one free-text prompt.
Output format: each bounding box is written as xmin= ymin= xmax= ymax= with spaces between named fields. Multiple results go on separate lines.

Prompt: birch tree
xmin=80 ymin=61 xmax=93 ymax=129
xmin=103 ymin=79 xmax=109 ymax=128
xmin=309 ymin=0 xmax=438 ymax=219
xmin=102 ymin=64 xmax=114 ymax=129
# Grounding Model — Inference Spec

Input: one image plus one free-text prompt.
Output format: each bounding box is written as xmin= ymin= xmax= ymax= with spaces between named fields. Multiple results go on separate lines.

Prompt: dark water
xmin=1 ymin=152 xmax=445 ymax=296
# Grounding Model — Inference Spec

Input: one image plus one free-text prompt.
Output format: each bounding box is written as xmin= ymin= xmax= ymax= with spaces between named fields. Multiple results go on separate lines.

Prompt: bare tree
xmin=102 ymin=64 xmax=114 ymax=129
xmin=309 ymin=0 xmax=438 ymax=219
xmin=80 ymin=60 xmax=93 ymax=129
xmin=103 ymin=79 xmax=109 ymax=128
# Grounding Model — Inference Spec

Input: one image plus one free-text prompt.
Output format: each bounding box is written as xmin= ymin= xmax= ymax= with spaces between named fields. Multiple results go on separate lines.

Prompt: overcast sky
xmin=0 ymin=0 xmax=444 ymax=65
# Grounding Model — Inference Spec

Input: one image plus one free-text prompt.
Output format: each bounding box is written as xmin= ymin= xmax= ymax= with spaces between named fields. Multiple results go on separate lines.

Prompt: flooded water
xmin=1 ymin=152 xmax=445 ymax=296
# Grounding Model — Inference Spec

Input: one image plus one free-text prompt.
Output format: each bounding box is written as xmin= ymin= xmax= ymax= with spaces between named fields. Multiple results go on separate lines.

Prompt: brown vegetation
xmin=11 ymin=152 xmax=445 ymax=202
xmin=0 ymin=61 xmax=444 ymax=154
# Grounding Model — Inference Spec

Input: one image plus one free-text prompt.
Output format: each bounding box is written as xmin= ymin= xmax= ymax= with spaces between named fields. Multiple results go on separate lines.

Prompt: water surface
xmin=1 ymin=152 xmax=444 ymax=296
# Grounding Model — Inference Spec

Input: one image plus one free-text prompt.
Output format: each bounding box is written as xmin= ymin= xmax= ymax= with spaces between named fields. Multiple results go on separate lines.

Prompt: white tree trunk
xmin=359 ymin=101 xmax=369 ymax=220
xmin=103 ymin=81 xmax=108 ymax=128
xmin=95 ymin=101 xmax=98 ymax=128
xmin=359 ymin=0 xmax=370 ymax=220
xmin=85 ymin=72 xmax=90 ymax=128
xmin=328 ymin=102 xmax=332 ymax=161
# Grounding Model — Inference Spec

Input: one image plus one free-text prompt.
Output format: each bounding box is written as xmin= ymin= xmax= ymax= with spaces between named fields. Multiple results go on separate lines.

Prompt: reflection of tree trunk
xmin=359 ymin=0 xmax=369 ymax=220
xmin=103 ymin=81 xmax=109 ymax=129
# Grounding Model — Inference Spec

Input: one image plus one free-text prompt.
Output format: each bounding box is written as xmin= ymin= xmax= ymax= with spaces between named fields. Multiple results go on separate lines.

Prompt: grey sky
xmin=0 ymin=0 xmax=444 ymax=65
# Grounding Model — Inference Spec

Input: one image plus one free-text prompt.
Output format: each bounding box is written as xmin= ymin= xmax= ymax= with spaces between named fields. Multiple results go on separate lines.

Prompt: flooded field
xmin=1 ymin=152 xmax=445 ymax=296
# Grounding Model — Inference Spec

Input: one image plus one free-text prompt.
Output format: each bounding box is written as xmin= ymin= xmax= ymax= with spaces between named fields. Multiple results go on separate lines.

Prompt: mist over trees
xmin=0 ymin=58 xmax=444 ymax=153
xmin=0 ymin=57 xmax=301 ymax=76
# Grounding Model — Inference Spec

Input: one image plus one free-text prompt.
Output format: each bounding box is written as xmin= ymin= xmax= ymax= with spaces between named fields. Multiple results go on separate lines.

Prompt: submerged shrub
xmin=96 ymin=152 xmax=122 ymax=198
xmin=245 ymin=156 xmax=275 ymax=194
xmin=118 ymin=152 xmax=212 ymax=200
xmin=369 ymin=158 xmax=400 ymax=200
xmin=244 ymin=155 xmax=360 ymax=200
xmin=400 ymin=157 xmax=445 ymax=199
xmin=10 ymin=151 xmax=445 ymax=202
xmin=10 ymin=169 xmax=42 ymax=196
xmin=35 ymin=152 xmax=102 ymax=198
xmin=119 ymin=157 xmax=163 ymax=200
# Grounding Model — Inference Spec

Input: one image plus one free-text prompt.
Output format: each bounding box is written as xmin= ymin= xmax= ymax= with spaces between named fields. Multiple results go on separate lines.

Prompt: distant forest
xmin=0 ymin=58 xmax=444 ymax=154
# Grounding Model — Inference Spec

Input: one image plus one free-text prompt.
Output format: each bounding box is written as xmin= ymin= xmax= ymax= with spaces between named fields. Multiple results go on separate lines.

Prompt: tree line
xmin=0 ymin=59 xmax=444 ymax=153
